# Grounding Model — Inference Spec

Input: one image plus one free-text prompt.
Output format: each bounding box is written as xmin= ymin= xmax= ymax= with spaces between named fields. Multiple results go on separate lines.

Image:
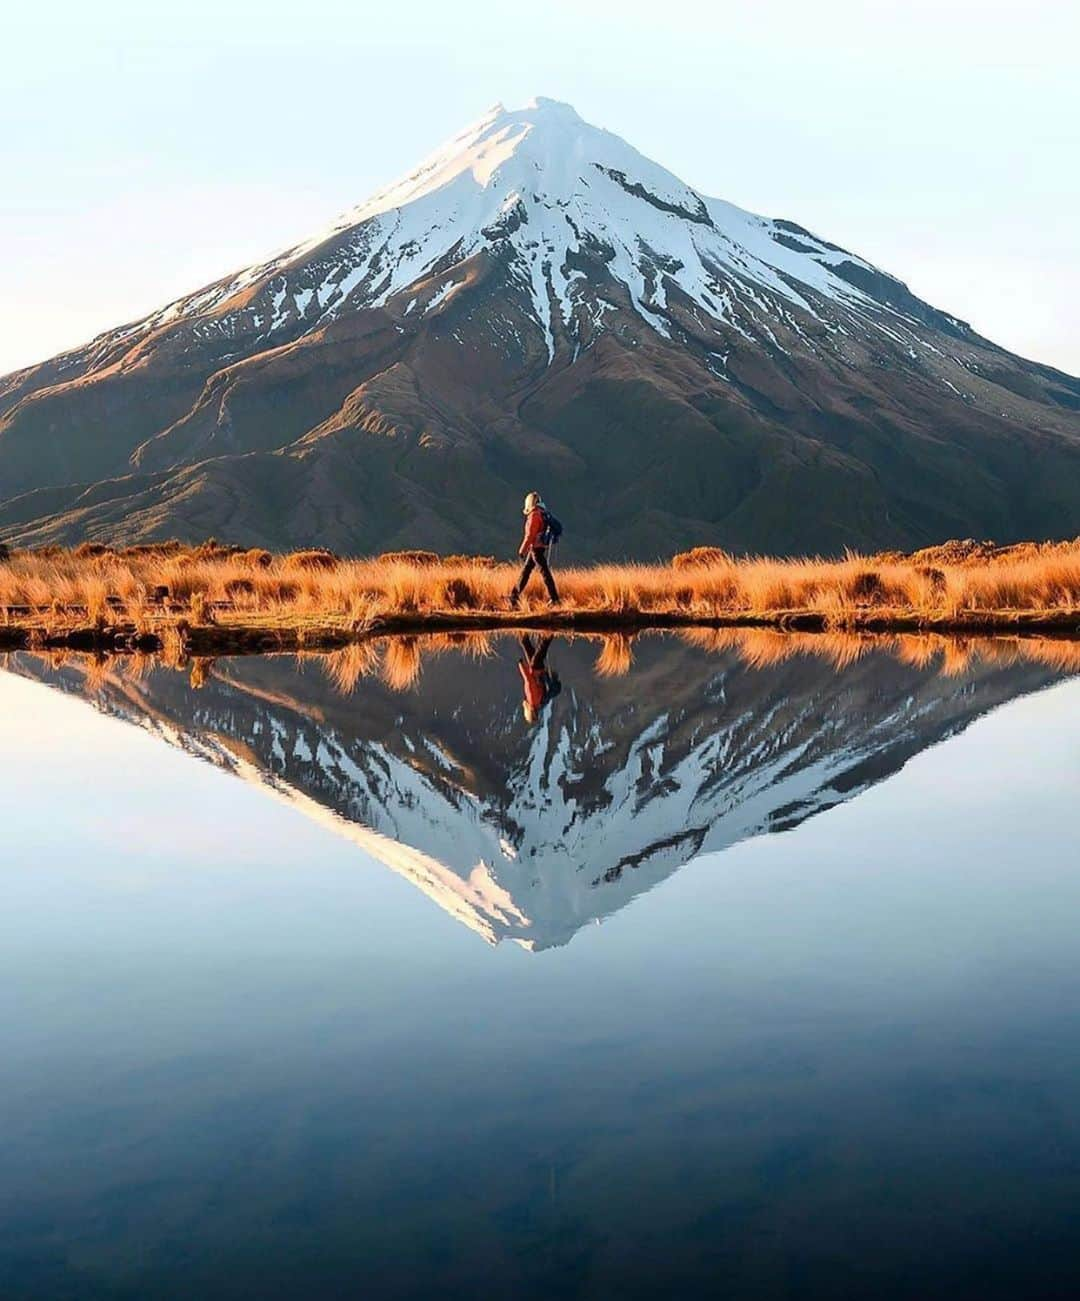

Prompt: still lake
xmin=1 ymin=633 xmax=1079 ymax=1299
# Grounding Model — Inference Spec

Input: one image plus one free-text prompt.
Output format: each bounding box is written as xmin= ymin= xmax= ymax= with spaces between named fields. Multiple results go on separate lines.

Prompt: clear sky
xmin=3 ymin=0 xmax=1077 ymax=377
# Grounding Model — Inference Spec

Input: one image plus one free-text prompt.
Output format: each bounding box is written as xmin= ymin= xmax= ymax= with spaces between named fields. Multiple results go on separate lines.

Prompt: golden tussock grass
xmin=1 ymin=537 xmax=1078 ymax=643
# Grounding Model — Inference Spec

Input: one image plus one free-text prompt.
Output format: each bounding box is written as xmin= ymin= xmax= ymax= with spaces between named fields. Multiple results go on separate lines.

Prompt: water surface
xmin=2 ymin=634 xmax=1079 ymax=1299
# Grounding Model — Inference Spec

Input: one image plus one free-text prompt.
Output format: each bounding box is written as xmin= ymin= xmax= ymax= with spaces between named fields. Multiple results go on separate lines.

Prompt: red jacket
xmin=518 ymin=660 xmax=547 ymax=711
xmin=519 ymin=506 xmax=546 ymax=557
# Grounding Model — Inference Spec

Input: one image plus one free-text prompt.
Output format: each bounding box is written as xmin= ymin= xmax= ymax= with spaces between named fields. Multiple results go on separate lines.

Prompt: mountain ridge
xmin=2 ymin=97 xmax=1078 ymax=557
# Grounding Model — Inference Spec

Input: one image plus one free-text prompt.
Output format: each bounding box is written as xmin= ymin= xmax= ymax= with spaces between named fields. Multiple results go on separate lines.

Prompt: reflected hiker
xmin=518 ymin=634 xmax=561 ymax=724
xmin=509 ymin=490 xmax=561 ymax=607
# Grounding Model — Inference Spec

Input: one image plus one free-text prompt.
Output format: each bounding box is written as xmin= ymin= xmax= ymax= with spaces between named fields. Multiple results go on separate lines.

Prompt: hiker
xmin=518 ymin=634 xmax=561 ymax=724
xmin=509 ymin=490 xmax=561 ymax=607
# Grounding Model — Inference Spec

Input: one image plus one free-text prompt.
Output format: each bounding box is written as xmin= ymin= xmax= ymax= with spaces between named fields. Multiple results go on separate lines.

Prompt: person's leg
xmin=534 ymin=635 xmax=553 ymax=669
xmin=510 ymin=553 xmax=536 ymax=603
xmin=535 ymin=549 xmax=559 ymax=602
xmin=520 ymin=633 xmax=537 ymax=660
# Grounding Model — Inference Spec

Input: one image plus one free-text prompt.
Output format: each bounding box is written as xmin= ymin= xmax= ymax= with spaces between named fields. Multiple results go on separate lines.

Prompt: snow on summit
xmin=104 ymin=97 xmax=920 ymax=366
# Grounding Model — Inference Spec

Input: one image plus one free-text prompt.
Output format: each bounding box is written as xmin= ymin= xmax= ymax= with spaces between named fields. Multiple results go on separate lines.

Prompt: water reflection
xmin=518 ymin=634 xmax=561 ymax=723
xmin=5 ymin=630 xmax=1074 ymax=951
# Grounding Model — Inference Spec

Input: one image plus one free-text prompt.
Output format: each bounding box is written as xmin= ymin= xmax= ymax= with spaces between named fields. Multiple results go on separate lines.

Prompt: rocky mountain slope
xmin=6 ymin=636 xmax=1065 ymax=948
xmin=2 ymin=98 xmax=1078 ymax=557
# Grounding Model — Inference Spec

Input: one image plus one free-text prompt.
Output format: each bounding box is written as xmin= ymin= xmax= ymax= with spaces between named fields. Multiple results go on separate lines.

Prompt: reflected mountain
xmin=5 ymin=633 xmax=1072 ymax=949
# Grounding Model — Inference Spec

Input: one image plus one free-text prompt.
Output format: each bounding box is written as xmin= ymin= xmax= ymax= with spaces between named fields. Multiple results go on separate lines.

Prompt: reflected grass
xmin=7 ymin=626 xmax=1079 ymax=701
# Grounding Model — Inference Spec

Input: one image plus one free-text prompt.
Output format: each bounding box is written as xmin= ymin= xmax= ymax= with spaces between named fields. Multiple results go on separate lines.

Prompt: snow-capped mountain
xmin=2 ymin=98 xmax=1079 ymax=555
xmin=7 ymin=636 xmax=1066 ymax=949
xmin=72 ymin=99 xmax=928 ymax=363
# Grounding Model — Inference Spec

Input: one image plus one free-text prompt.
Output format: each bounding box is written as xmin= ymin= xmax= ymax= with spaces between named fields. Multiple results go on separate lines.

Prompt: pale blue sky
xmin=3 ymin=0 xmax=1076 ymax=376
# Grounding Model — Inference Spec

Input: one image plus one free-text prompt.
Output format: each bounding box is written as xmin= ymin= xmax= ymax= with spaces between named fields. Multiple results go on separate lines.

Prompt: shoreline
xmin=2 ymin=605 xmax=1079 ymax=656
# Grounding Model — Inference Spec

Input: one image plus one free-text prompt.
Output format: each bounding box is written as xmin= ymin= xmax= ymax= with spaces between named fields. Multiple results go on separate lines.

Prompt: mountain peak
xmin=0 ymin=98 xmax=993 ymax=373
xmin=4 ymin=97 xmax=1079 ymax=559
xmin=523 ymin=95 xmax=582 ymax=117
xmin=480 ymin=97 xmax=581 ymax=123
xmin=289 ymin=97 xmax=886 ymax=360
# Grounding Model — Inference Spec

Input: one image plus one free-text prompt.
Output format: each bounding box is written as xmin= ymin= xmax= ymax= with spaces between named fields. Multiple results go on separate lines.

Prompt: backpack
xmin=540 ymin=507 xmax=563 ymax=546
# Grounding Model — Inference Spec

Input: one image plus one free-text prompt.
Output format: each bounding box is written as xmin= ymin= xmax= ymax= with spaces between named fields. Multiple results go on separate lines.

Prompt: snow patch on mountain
xmin=84 ymin=97 xmax=953 ymax=371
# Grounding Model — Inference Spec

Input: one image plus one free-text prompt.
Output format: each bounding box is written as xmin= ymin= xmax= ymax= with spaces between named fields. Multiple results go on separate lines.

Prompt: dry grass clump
xmin=442 ymin=554 xmax=497 ymax=568
xmin=672 ymin=546 xmax=733 ymax=570
xmin=377 ymin=550 xmax=440 ymax=567
xmin=1 ymin=537 xmax=1078 ymax=643
xmin=439 ymin=576 xmax=480 ymax=609
xmin=120 ymin=540 xmax=186 ymax=559
xmin=73 ymin=541 xmax=114 ymax=559
xmin=281 ymin=549 xmax=340 ymax=571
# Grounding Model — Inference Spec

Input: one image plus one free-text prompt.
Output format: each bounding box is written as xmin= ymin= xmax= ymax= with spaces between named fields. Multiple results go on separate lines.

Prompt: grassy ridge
xmin=0 ymin=537 xmax=1078 ymax=651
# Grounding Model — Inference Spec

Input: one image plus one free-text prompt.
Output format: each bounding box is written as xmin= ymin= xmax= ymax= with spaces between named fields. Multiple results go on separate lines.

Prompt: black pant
xmin=520 ymin=633 xmax=553 ymax=667
xmin=512 ymin=547 xmax=559 ymax=601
